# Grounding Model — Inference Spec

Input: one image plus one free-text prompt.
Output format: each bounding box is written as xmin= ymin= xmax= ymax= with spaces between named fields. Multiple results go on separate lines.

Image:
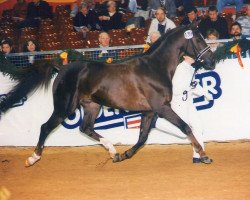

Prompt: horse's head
xmin=181 ymin=23 xmax=215 ymax=70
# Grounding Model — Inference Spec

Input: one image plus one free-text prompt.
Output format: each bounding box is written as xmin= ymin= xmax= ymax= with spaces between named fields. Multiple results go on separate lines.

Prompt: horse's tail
xmin=0 ymin=60 xmax=57 ymax=114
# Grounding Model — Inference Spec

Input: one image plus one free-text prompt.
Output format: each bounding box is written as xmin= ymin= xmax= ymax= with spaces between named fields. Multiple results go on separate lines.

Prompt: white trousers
xmin=155 ymin=95 xmax=204 ymax=158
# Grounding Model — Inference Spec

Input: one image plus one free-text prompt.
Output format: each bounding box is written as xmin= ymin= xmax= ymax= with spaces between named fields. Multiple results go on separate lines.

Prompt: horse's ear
xmin=188 ymin=19 xmax=201 ymax=29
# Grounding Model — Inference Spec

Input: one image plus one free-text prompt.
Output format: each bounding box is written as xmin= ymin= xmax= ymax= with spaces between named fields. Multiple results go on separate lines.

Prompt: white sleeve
xmin=147 ymin=19 xmax=156 ymax=43
xmin=172 ymin=61 xmax=192 ymax=96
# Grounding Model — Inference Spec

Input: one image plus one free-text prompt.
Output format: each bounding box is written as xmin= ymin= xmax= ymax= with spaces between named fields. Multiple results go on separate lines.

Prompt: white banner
xmin=1 ymin=58 xmax=250 ymax=146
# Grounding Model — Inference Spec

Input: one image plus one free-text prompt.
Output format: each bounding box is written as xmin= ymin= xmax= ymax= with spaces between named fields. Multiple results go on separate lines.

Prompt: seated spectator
xmin=98 ymin=1 xmax=123 ymax=31
xmin=73 ymin=3 xmax=99 ymax=35
xmin=92 ymin=32 xmax=118 ymax=60
xmin=1 ymin=39 xmax=17 ymax=65
xmin=149 ymin=31 xmax=161 ymax=44
xmin=1 ymin=39 xmax=16 ymax=55
xmin=236 ymin=4 xmax=250 ymax=37
xmin=70 ymin=0 xmax=96 ymax=18
xmin=199 ymin=6 xmax=230 ymax=39
xmin=147 ymin=7 xmax=176 ymax=42
xmin=19 ymin=0 xmax=52 ymax=28
xmin=22 ymin=40 xmax=44 ymax=66
xmin=149 ymin=0 xmax=177 ymax=18
xmin=116 ymin=0 xmax=129 ymax=12
xmin=206 ymin=28 xmax=221 ymax=52
xmin=12 ymin=0 xmax=28 ymax=21
xmin=134 ymin=0 xmax=150 ymax=20
xmin=217 ymin=0 xmax=243 ymax=14
xmin=230 ymin=21 xmax=246 ymax=39
xmin=180 ymin=6 xmax=201 ymax=25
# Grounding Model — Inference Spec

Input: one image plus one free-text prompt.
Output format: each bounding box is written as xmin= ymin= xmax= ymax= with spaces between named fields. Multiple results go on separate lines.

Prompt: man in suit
xmin=149 ymin=0 xmax=177 ymax=18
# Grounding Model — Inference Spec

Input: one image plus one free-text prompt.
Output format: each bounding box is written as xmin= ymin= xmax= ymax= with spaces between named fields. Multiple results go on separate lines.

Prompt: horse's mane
xmin=145 ymin=25 xmax=187 ymax=55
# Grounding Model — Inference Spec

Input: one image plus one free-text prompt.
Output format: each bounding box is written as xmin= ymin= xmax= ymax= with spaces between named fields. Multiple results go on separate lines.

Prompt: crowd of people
xmin=0 ymin=0 xmax=249 ymax=56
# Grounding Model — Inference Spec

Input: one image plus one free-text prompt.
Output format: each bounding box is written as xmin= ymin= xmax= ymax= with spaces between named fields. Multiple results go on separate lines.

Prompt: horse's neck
xmin=148 ymin=44 xmax=180 ymax=79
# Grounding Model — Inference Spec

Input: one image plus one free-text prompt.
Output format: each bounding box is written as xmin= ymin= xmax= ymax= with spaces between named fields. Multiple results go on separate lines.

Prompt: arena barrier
xmin=1 ymin=44 xmax=250 ymax=146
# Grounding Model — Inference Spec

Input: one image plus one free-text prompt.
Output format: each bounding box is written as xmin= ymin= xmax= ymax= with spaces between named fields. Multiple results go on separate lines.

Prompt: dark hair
xmin=230 ymin=21 xmax=242 ymax=31
xmin=23 ymin=40 xmax=40 ymax=52
xmin=1 ymin=38 xmax=13 ymax=47
xmin=208 ymin=5 xmax=218 ymax=12
xmin=185 ymin=6 xmax=197 ymax=14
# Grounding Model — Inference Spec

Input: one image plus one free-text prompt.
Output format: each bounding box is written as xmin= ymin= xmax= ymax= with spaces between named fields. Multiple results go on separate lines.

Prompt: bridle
xmin=184 ymin=30 xmax=211 ymax=69
xmin=181 ymin=29 xmax=212 ymax=101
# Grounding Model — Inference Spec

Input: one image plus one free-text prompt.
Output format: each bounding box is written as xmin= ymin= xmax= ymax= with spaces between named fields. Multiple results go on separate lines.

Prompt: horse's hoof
xmin=200 ymin=156 xmax=213 ymax=164
xmin=113 ymin=153 xmax=122 ymax=163
xmin=25 ymin=153 xmax=41 ymax=167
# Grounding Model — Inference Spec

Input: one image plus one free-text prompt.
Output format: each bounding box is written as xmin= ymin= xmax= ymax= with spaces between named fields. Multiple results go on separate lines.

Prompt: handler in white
xmin=155 ymin=56 xmax=213 ymax=163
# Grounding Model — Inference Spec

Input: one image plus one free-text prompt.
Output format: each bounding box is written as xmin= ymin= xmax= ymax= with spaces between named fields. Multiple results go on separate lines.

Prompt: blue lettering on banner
xmin=193 ymin=71 xmax=222 ymax=110
xmin=61 ymin=106 xmax=142 ymax=130
xmin=0 ymin=94 xmax=27 ymax=108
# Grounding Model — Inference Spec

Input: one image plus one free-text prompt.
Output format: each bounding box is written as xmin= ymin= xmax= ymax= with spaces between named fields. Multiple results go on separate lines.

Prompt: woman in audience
xmin=22 ymin=39 xmax=43 ymax=66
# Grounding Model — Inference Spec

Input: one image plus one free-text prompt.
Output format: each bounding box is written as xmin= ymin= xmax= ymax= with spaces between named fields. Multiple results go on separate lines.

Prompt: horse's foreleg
xmin=158 ymin=105 xmax=212 ymax=164
xmin=113 ymin=111 xmax=155 ymax=162
xmin=80 ymin=102 xmax=117 ymax=158
xmin=25 ymin=112 xmax=66 ymax=167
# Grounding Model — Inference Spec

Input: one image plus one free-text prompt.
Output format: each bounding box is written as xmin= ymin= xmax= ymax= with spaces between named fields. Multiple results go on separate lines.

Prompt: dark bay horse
xmin=0 ymin=23 xmax=215 ymax=166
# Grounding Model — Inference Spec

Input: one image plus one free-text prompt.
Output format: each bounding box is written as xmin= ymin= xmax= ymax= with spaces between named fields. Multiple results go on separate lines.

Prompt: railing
xmin=5 ymin=45 xmax=145 ymax=67
xmin=5 ymin=38 xmax=250 ymax=67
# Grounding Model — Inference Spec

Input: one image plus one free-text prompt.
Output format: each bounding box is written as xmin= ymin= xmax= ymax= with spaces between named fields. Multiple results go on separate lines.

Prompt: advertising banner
xmin=1 ymin=58 xmax=250 ymax=146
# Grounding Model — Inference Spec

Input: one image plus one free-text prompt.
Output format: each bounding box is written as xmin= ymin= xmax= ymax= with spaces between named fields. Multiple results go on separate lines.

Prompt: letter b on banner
xmin=193 ymin=71 xmax=222 ymax=110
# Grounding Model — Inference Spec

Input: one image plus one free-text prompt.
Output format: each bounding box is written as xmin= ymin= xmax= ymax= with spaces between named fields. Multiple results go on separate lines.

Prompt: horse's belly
xmin=92 ymin=91 xmax=151 ymax=111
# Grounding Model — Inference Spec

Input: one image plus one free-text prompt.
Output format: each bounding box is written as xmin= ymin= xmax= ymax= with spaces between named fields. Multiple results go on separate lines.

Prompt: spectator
xmin=175 ymin=0 xmax=194 ymax=16
xmin=217 ymin=0 xmax=243 ymax=14
xmin=149 ymin=0 xmax=177 ymax=18
xmin=92 ymin=32 xmax=118 ymax=60
xmin=1 ymin=39 xmax=17 ymax=65
xmin=98 ymin=1 xmax=123 ymax=31
xmin=180 ymin=6 xmax=201 ymax=25
xmin=199 ymin=6 xmax=230 ymax=39
xmin=147 ymin=7 xmax=176 ymax=42
xmin=230 ymin=21 xmax=245 ymax=39
xmin=73 ymin=3 xmax=99 ymax=34
xmin=12 ymin=0 xmax=28 ymax=21
xmin=22 ymin=40 xmax=44 ymax=66
xmin=134 ymin=0 xmax=150 ymax=20
xmin=236 ymin=4 xmax=250 ymax=37
xmin=1 ymin=39 xmax=15 ymax=55
xmin=206 ymin=28 xmax=221 ymax=52
xmin=70 ymin=0 xmax=96 ymax=17
xmin=19 ymin=0 xmax=52 ymax=28
xmin=149 ymin=31 xmax=161 ymax=44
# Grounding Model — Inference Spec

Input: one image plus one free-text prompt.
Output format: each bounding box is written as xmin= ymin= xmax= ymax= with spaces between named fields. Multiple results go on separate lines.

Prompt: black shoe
xmin=192 ymin=157 xmax=201 ymax=163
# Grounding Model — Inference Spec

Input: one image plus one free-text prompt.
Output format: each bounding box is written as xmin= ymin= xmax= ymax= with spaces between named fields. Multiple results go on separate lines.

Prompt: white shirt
xmin=147 ymin=17 xmax=176 ymax=42
xmin=237 ymin=16 xmax=250 ymax=36
xmin=171 ymin=61 xmax=212 ymax=105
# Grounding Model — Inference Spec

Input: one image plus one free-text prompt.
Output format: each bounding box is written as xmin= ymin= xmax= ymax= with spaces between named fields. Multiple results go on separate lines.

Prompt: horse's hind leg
xmin=25 ymin=112 xmax=67 ymax=167
xmin=113 ymin=111 xmax=155 ymax=162
xmin=158 ymin=105 xmax=212 ymax=164
xmin=80 ymin=101 xmax=117 ymax=158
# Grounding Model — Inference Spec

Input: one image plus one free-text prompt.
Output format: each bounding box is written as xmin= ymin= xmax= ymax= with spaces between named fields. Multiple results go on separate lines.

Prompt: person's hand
xmin=99 ymin=16 xmax=104 ymax=20
xmin=183 ymin=56 xmax=195 ymax=65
